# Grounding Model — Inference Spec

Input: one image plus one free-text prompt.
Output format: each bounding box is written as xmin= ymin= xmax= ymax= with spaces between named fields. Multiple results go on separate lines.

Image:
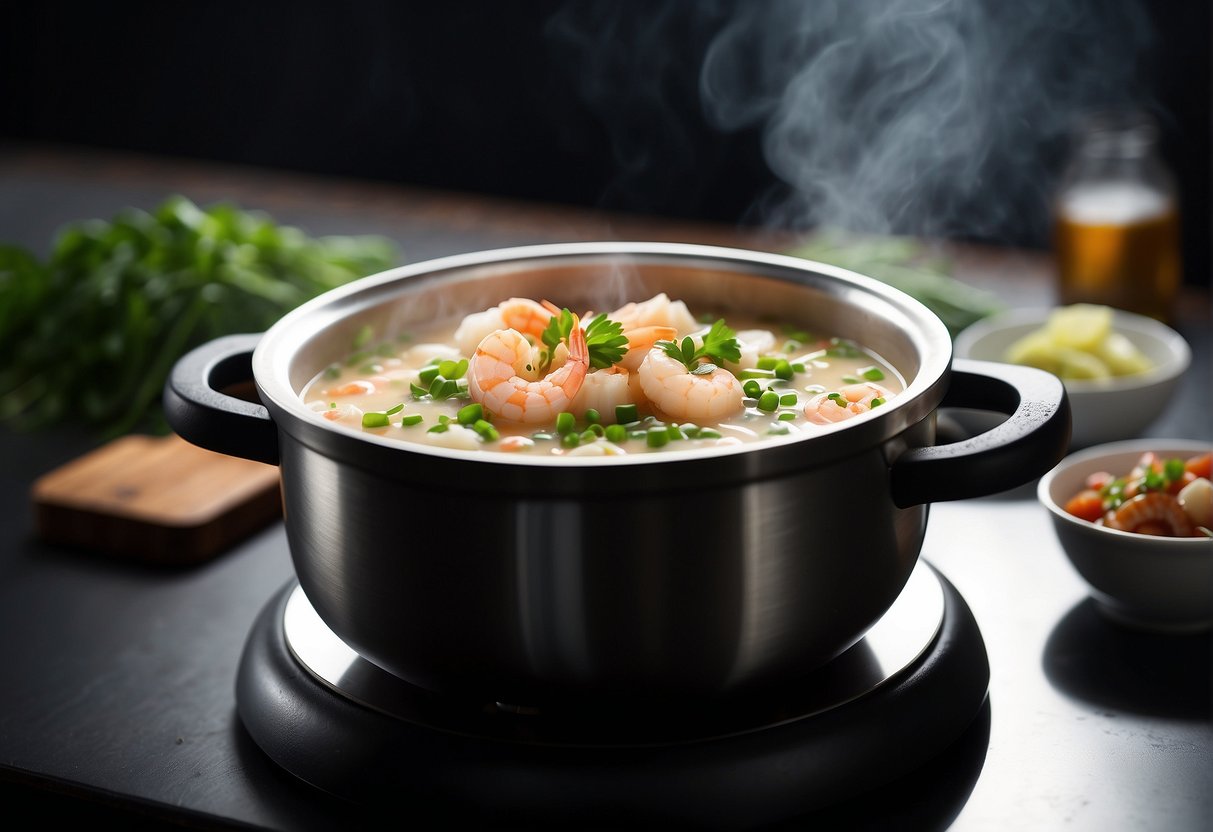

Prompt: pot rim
xmin=252 ymin=241 xmax=954 ymax=473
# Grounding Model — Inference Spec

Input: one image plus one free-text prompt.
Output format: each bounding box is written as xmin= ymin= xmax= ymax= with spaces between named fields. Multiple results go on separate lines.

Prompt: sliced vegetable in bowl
xmin=953 ymin=305 xmax=1191 ymax=448
xmin=1002 ymin=303 xmax=1153 ymax=381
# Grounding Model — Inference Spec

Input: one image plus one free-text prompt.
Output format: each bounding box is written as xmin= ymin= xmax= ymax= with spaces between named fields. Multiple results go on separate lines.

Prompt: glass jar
xmin=1052 ymin=109 xmax=1181 ymax=322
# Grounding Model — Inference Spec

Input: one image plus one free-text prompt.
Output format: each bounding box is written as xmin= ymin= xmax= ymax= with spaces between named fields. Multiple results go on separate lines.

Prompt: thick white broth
xmin=301 ymin=294 xmax=905 ymax=456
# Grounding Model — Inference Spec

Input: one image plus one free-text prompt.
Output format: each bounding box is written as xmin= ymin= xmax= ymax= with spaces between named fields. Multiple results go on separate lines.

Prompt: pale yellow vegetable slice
xmin=1004 ymin=330 xmax=1112 ymax=380
xmin=1095 ymin=331 xmax=1153 ymax=376
xmin=1045 ymin=303 xmax=1113 ymax=351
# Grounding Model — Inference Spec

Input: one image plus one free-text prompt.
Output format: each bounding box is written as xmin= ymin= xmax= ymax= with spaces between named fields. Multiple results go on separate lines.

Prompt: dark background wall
xmin=2 ymin=1 xmax=1208 ymax=284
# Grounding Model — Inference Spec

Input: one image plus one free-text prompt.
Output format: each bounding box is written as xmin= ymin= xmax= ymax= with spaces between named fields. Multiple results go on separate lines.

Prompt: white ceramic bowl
xmin=954 ymin=307 xmax=1191 ymax=449
xmin=1038 ymin=439 xmax=1213 ymax=632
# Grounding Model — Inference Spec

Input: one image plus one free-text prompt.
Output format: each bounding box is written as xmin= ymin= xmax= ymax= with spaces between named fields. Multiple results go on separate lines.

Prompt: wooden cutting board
xmin=31 ymin=432 xmax=282 ymax=566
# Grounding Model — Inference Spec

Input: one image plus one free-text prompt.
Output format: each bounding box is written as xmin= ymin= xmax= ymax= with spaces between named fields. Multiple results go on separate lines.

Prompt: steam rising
xmin=548 ymin=0 xmax=1156 ymax=245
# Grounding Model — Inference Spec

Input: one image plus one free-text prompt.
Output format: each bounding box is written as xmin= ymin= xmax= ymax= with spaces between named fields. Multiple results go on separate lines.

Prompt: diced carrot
xmin=1064 ymin=489 xmax=1106 ymax=522
xmin=1185 ymin=452 xmax=1211 ymax=480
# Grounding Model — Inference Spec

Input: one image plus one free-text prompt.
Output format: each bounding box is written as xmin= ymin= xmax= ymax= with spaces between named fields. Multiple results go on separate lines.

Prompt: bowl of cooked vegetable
xmin=1038 ymin=439 xmax=1212 ymax=633
xmin=953 ymin=304 xmax=1190 ymax=449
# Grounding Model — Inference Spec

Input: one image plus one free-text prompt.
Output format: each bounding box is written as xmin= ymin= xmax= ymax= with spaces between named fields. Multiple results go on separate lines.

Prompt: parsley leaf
xmin=537 ymin=308 xmax=629 ymax=372
xmin=656 ymin=319 xmax=741 ymax=372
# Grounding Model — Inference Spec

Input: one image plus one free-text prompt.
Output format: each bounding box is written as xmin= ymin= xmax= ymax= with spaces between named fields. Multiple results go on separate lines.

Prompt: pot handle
xmin=889 ymin=358 xmax=1070 ymax=507
xmin=162 ymin=333 xmax=280 ymax=466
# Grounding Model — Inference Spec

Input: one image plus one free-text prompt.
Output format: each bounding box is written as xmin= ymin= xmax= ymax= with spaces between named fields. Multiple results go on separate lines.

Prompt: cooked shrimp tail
xmin=619 ymin=325 xmax=678 ymax=372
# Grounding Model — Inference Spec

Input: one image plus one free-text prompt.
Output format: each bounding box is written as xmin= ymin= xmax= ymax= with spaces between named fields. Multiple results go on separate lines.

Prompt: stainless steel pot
xmin=165 ymin=242 xmax=1070 ymax=704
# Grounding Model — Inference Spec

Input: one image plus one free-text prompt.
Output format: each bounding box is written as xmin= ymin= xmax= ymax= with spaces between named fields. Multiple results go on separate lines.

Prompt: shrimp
xmin=636 ymin=347 xmax=743 ymax=423
xmin=307 ymin=400 xmax=363 ymax=426
xmin=618 ymin=325 xmax=678 ymax=372
xmin=570 ymin=365 xmax=639 ymax=421
xmin=467 ymin=312 xmax=590 ymax=424
xmin=611 ymin=293 xmax=698 ymax=336
xmin=1103 ymin=492 xmax=1196 ymax=537
xmin=726 ymin=329 xmax=779 ymax=374
xmin=803 ymin=382 xmax=892 ymax=425
xmin=499 ymin=297 xmax=558 ymax=340
xmin=454 ymin=298 xmax=558 ymax=355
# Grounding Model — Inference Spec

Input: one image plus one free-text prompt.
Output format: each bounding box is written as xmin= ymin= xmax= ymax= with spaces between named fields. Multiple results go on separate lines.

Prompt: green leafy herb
xmin=656 ymin=319 xmax=741 ymax=372
xmin=0 ymin=195 xmax=399 ymax=437
xmin=537 ymin=309 xmax=628 ymax=373
xmin=785 ymin=230 xmax=1004 ymax=338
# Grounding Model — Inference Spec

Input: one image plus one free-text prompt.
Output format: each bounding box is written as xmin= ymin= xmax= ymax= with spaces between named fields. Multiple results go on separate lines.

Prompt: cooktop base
xmin=236 ymin=560 xmax=988 ymax=828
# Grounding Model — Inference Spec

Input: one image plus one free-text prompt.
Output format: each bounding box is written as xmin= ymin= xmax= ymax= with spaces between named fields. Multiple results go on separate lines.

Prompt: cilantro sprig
xmin=656 ymin=319 xmax=742 ymax=375
xmin=537 ymin=308 xmax=629 ymax=372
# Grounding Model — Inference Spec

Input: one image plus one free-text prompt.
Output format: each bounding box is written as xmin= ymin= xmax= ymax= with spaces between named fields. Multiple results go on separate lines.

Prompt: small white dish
xmin=954 ymin=307 xmax=1191 ymax=449
xmin=1038 ymin=439 xmax=1213 ymax=633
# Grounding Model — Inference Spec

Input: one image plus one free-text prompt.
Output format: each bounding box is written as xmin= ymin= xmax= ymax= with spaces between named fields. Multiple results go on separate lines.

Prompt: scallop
xmin=1177 ymin=477 xmax=1213 ymax=529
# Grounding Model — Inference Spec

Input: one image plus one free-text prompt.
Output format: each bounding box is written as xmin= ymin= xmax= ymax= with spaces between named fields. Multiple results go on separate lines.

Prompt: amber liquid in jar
xmin=1054 ymin=182 xmax=1181 ymax=322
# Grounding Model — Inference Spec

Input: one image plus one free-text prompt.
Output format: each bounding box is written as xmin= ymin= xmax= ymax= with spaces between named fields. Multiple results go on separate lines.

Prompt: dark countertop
xmin=1 ymin=144 xmax=1210 ymax=830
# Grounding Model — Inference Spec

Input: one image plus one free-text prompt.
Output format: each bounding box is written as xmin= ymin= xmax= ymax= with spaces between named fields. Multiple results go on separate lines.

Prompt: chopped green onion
xmin=841 ymin=375 xmax=861 ymax=385
xmin=323 ymin=365 xmax=341 ymax=380
xmin=579 ymin=428 xmax=598 ymax=444
xmin=556 ymin=411 xmax=576 ymax=434
xmin=418 ymin=365 xmax=441 ymax=386
xmin=768 ymin=422 xmax=791 ymax=435
xmin=697 ymin=428 xmax=722 ymax=439
xmin=561 ymin=431 xmax=581 ymax=448
xmin=352 ymin=324 xmax=374 ymax=350
xmin=792 ymin=362 xmax=806 ymax=373
xmin=427 ymin=422 xmax=450 ymax=433
xmin=457 ymin=403 xmax=483 ymax=425
xmin=739 ymin=368 xmax=776 ymax=380
xmin=646 ymin=427 xmax=670 ymax=448
xmin=860 ymin=366 xmax=886 ymax=381
xmin=774 ymin=359 xmax=793 ymax=380
xmin=384 ymin=403 xmax=404 ymax=416
xmin=758 ymin=391 xmax=780 ymax=412
xmin=615 ymin=403 xmax=639 ymax=424
xmin=756 ymin=356 xmax=778 ymax=371
xmin=605 ymin=424 xmax=627 ymax=443
xmin=743 ymin=379 xmax=762 ymax=398
xmin=870 ymin=397 xmax=887 ymax=408
xmin=587 ymin=423 xmax=605 ymax=437
xmin=473 ymin=419 xmax=499 ymax=441
xmin=667 ymin=424 xmax=684 ymax=440
xmin=409 ymin=383 xmax=428 ymax=399
xmin=778 ymin=411 xmax=797 ymax=421
xmin=779 ymin=393 xmax=798 ymax=407
xmin=361 ymin=412 xmax=390 ymax=428
xmin=585 ymin=408 xmax=600 ymax=424
xmin=438 ymin=359 xmax=459 ymax=379
xmin=827 ymin=392 xmax=847 ymax=407
xmin=399 ymin=413 xmax=424 ymax=426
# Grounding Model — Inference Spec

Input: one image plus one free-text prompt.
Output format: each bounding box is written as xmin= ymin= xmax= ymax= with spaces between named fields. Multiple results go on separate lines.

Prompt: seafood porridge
xmin=301 ymin=293 xmax=905 ymax=456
